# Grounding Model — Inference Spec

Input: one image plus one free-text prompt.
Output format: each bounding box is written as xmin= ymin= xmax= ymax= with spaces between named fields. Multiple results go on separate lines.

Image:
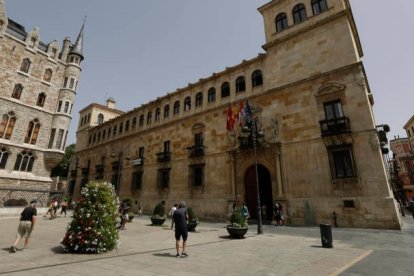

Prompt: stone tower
xmin=0 ymin=0 xmax=84 ymax=207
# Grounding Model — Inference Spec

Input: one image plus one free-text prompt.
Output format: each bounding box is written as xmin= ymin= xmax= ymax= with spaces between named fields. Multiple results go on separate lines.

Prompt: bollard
xmin=320 ymin=224 xmax=333 ymax=248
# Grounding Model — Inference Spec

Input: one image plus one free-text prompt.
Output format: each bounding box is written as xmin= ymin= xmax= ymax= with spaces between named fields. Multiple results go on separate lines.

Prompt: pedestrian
xmin=137 ymin=202 xmax=143 ymax=217
xmin=119 ymin=202 xmax=129 ymax=230
xmin=241 ymin=202 xmax=250 ymax=220
xmin=173 ymin=201 xmax=189 ymax=257
xmin=169 ymin=203 xmax=178 ymax=229
xmin=60 ymin=198 xmax=67 ymax=217
xmin=10 ymin=200 xmax=38 ymax=253
xmin=273 ymin=203 xmax=284 ymax=226
xmin=49 ymin=200 xmax=56 ymax=220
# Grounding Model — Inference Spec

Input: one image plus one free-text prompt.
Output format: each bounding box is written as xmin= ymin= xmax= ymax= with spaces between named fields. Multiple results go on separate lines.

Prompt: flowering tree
xmin=61 ymin=181 xmax=119 ymax=253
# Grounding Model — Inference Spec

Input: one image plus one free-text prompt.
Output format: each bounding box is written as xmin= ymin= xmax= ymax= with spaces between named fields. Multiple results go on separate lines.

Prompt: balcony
xmin=81 ymin=167 xmax=89 ymax=176
xmin=156 ymin=152 xmax=171 ymax=162
xmin=95 ymin=164 xmax=105 ymax=173
xmin=187 ymin=146 xmax=205 ymax=157
xmin=111 ymin=161 xmax=120 ymax=171
xmin=319 ymin=117 xmax=351 ymax=136
xmin=132 ymin=157 xmax=145 ymax=166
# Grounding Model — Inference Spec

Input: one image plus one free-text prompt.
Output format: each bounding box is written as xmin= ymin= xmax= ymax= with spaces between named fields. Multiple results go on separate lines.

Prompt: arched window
xmin=36 ymin=93 xmax=46 ymax=107
xmin=132 ymin=117 xmax=137 ymax=128
xmin=195 ymin=92 xmax=203 ymax=107
xmin=275 ymin=13 xmax=288 ymax=32
xmin=251 ymin=70 xmax=263 ymax=87
xmin=184 ymin=97 xmax=191 ymax=111
xmin=113 ymin=125 xmax=117 ymax=135
xmin=312 ymin=0 xmax=328 ymax=15
xmin=13 ymin=151 xmax=34 ymax=172
xmin=293 ymin=4 xmax=307 ymax=24
xmin=12 ymin=84 xmax=23 ymax=99
xmin=221 ymin=82 xmax=230 ymax=98
xmin=139 ymin=115 xmax=144 ymax=126
xmin=43 ymin=69 xmax=52 ymax=82
xmin=107 ymin=127 xmax=112 ymax=138
xmin=0 ymin=147 xmax=9 ymax=169
xmin=208 ymin=87 xmax=216 ymax=103
xmin=119 ymin=122 xmax=124 ymax=134
xmin=24 ymin=119 xmax=40 ymax=145
xmin=164 ymin=104 xmax=170 ymax=118
xmin=20 ymin=58 xmax=31 ymax=73
xmin=155 ymin=108 xmax=161 ymax=122
xmin=235 ymin=76 xmax=246 ymax=93
xmin=102 ymin=129 xmax=106 ymax=140
xmin=0 ymin=112 xmax=16 ymax=140
xmin=125 ymin=120 xmax=130 ymax=131
xmin=97 ymin=113 xmax=104 ymax=125
xmin=173 ymin=101 xmax=180 ymax=115
xmin=147 ymin=111 xmax=152 ymax=125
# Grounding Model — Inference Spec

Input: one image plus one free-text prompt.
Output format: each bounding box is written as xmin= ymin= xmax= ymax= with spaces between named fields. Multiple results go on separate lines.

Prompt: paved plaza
xmin=0 ymin=212 xmax=413 ymax=276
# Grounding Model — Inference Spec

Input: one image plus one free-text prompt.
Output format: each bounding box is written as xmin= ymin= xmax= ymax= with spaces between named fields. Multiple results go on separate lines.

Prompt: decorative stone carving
xmin=314 ymin=82 xmax=346 ymax=97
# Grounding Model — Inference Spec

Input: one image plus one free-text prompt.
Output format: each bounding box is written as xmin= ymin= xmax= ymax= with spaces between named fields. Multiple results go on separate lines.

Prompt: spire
xmin=0 ymin=0 xmax=8 ymax=26
xmin=69 ymin=21 xmax=84 ymax=61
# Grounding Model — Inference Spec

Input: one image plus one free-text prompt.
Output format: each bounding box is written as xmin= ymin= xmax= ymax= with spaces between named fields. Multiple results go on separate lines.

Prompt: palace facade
xmin=71 ymin=0 xmax=401 ymax=229
xmin=0 ymin=0 xmax=84 ymax=206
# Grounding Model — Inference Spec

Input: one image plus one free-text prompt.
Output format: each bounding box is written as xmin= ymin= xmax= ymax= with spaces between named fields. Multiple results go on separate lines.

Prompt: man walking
xmin=173 ymin=201 xmax=189 ymax=257
xmin=11 ymin=199 xmax=38 ymax=253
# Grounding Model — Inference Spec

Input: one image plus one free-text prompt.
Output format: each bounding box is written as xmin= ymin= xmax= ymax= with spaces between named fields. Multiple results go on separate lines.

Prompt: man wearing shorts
xmin=173 ymin=201 xmax=189 ymax=257
xmin=11 ymin=200 xmax=37 ymax=253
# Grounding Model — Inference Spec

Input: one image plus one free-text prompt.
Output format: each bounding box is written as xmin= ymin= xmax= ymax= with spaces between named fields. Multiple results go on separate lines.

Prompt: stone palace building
xmin=0 ymin=0 xmax=84 ymax=206
xmin=70 ymin=0 xmax=401 ymax=229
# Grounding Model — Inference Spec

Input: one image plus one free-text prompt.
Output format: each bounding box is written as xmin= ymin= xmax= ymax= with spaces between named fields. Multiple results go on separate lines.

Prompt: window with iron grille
xmin=132 ymin=171 xmax=143 ymax=190
xmin=157 ymin=169 xmax=170 ymax=188
xmin=328 ymin=145 xmax=356 ymax=179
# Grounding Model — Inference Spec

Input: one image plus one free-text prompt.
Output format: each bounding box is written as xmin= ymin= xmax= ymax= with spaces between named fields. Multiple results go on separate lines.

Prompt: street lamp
xmin=242 ymin=115 xmax=264 ymax=235
xmin=111 ymin=150 xmax=130 ymax=195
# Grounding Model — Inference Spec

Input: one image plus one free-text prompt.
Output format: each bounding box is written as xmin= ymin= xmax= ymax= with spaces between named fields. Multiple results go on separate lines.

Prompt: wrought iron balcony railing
xmin=187 ymin=145 xmax=205 ymax=157
xmin=156 ymin=152 xmax=171 ymax=162
xmin=319 ymin=117 xmax=351 ymax=136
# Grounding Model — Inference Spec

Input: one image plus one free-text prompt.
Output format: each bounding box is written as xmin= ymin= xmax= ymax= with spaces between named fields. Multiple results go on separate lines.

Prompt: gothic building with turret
xmin=71 ymin=0 xmax=401 ymax=229
xmin=0 ymin=0 xmax=84 ymax=206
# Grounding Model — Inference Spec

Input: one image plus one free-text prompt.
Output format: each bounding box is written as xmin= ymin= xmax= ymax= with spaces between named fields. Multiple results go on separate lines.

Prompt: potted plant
xmin=187 ymin=207 xmax=198 ymax=232
xmin=226 ymin=210 xmax=248 ymax=239
xmin=151 ymin=201 xmax=166 ymax=226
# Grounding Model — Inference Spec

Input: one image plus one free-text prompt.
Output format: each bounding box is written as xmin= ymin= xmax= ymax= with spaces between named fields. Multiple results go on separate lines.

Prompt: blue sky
xmin=4 ymin=0 xmax=414 ymax=146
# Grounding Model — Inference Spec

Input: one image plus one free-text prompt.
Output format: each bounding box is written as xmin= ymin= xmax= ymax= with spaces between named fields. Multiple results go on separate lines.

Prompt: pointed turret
xmin=69 ymin=23 xmax=84 ymax=61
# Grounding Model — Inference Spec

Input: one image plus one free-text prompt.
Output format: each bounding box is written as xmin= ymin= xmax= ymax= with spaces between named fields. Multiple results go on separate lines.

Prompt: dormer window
xmin=51 ymin=48 xmax=57 ymax=58
xmin=30 ymin=37 xmax=36 ymax=48
xmin=293 ymin=4 xmax=307 ymax=24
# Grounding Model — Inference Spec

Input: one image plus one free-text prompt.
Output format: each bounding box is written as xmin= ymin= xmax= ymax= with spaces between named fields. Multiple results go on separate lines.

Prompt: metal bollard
xmin=320 ymin=224 xmax=333 ymax=248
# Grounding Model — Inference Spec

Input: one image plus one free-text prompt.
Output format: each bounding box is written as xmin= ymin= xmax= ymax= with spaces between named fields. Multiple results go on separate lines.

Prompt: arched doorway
xmin=244 ymin=164 xmax=273 ymax=221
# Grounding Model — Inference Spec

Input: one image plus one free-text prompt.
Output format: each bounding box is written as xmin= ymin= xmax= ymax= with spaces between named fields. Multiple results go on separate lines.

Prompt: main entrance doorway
xmin=244 ymin=164 xmax=273 ymax=221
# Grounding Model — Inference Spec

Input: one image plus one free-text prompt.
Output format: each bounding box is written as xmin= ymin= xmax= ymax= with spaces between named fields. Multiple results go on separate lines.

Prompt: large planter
xmin=151 ymin=217 xmax=166 ymax=226
xmin=187 ymin=221 xmax=198 ymax=232
xmin=226 ymin=227 xmax=248 ymax=239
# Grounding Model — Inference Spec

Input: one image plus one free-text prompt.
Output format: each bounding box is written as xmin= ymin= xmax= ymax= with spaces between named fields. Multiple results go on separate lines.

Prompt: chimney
xmin=107 ymin=97 xmax=116 ymax=109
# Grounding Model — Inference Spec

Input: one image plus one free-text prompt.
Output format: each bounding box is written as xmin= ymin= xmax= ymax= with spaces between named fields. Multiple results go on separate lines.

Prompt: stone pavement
xmin=0 ymin=212 xmax=413 ymax=276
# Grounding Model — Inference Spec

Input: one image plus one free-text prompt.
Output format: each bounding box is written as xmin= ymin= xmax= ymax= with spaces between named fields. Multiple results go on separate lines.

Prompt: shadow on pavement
xmin=51 ymin=246 xmax=65 ymax=254
xmin=153 ymin=252 xmax=177 ymax=258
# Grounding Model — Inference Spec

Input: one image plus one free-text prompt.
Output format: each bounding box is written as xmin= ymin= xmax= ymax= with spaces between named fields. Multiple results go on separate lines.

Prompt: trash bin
xmin=320 ymin=224 xmax=333 ymax=248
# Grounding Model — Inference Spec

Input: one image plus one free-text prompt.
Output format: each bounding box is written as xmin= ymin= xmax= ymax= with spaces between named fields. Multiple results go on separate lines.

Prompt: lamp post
xmin=243 ymin=115 xmax=263 ymax=235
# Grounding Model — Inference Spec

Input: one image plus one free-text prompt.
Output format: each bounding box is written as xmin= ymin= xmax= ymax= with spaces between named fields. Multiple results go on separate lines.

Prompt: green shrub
xmin=152 ymin=202 xmax=166 ymax=218
xmin=61 ymin=181 xmax=119 ymax=253
xmin=121 ymin=197 xmax=133 ymax=208
xmin=227 ymin=210 xmax=247 ymax=228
